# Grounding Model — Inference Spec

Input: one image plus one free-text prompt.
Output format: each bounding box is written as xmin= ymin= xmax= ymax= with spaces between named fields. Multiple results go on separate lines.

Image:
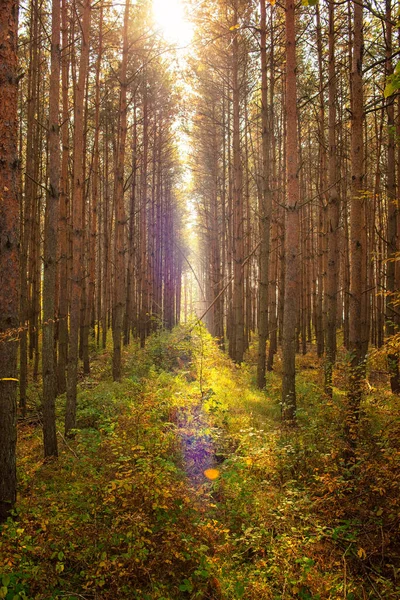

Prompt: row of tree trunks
xmin=190 ymin=0 xmax=399 ymax=442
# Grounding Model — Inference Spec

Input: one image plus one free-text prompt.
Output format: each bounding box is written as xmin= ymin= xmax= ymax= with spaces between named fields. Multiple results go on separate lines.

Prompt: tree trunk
xmin=65 ymin=0 xmax=91 ymax=436
xmin=385 ymin=0 xmax=399 ymax=394
xmin=20 ymin=0 xmax=39 ymax=416
xmin=257 ymin=0 xmax=272 ymax=389
xmin=232 ymin=5 xmax=244 ymax=363
xmin=324 ymin=0 xmax=340 ymax=396
xmin=57 ymin=0 xmax=70 ymax=394
xmin=0 ymin=0 xmax=19 ymax=522
xmin=281 ymin=0 xmax=300 ymax=423
xmin=42 ymin=0 xmax=61 ymax=457
xmin=112 ymin=0 xmax=129 ymax=381
xmin=347 ymin=0 xmax=368 ymax=452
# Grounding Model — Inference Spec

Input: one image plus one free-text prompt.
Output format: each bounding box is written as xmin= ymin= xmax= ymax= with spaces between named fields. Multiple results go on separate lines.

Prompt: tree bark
xmin=232 ymin=4 xmax=245 ymax=363
xmin=385 ymin=0 xmax=399 ymax=394
xmin=257 ymin=0 xmax=272 ymax=389
xmin=112 ymin=0 xmax=129 ymax=381
xmin=65 ymin=0 xmax=91 ymax=436
xmin=281 ymin=0 xmax=300 ymax=423
xmin=0 ymin=0 xmax=19 ymax=522
xmin=42 ymin=0 xmax=61 ymax=457
xmin=57 ymin=0 xmax=70 ymax=394
xmin=347 ymin=0 xmax=368 ymax=451
xmin=324 ymin=0 xmax=340 ymax=396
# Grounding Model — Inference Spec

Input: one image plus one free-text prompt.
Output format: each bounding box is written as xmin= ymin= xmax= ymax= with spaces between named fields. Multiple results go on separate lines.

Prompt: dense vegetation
xmin=0 ymin=325 xmax=399 ymax=599
xmin=1 ymin=0 xmax=400 ymax=597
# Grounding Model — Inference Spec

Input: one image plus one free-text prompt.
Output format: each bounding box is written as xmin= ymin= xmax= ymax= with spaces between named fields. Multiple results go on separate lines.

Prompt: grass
xmin=0 ymin=324 xmax=399 ymax=599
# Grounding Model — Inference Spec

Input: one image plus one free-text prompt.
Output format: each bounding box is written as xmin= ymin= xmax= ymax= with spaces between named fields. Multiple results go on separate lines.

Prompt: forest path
xmin=168 ymin=324 xmax=278 ymax=489
xmin=152 ymin=325 xmax=284 ymax=596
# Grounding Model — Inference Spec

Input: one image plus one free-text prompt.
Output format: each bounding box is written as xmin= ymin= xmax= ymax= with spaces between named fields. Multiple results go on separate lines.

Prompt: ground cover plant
xmin=0 ymin=324 xmax=399 ymax=599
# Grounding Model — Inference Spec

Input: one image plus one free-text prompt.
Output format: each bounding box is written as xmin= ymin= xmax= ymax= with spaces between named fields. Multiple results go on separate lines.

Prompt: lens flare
xmin=204 ymin=468 xmax=220 ymax=480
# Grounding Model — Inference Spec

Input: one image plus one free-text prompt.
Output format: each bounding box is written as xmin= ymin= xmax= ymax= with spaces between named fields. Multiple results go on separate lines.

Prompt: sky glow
xmin=152 ymin=0 xmax=194 ymax=47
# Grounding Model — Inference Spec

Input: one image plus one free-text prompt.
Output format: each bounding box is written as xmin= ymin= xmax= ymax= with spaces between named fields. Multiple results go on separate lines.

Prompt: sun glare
xmin=152 ymin=0 xmax=193 ymax=47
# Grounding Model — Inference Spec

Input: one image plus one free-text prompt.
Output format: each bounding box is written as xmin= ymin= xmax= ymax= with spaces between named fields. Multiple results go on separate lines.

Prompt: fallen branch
xmin=57 ymin=430 xmax=79 ymax=458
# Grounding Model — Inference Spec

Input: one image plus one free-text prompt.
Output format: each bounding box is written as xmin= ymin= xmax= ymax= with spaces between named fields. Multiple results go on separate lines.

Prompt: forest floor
xmin=0 ymin=324 xmax=399 ymax=599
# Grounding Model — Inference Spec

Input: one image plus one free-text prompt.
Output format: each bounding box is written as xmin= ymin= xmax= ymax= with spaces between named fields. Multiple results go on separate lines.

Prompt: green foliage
xmin=384 ymin=61 xmax=400 ymax=98
xmin=2 ymin=327 xmax=399 ymax=598
xmin=0 ymin=573 xmax=30 ymax=600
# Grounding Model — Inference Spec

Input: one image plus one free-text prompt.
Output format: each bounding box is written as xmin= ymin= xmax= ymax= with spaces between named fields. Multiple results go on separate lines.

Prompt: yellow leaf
xmin=204 ymin=468 xmax=220 ymax=480
xmin=229 ymin=24 xmax=240 ymax=30
xmin=245 ymin=458 xmax=253 ymax=466
xmin=357 ymin=548 xmax=367 ymax=560
xmin=269 ymin=0 xmax=276 ymax=5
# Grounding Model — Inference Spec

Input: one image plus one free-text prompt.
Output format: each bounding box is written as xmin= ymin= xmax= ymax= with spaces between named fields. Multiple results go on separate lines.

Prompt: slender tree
xmin=257 ymin=0 xmax=272 ymax=389
xmin=385 ymin=0 xmax=399 ymax=394
xmin=42 ymin=0 xmax=61 ymax=457
xmin=65 ymin=0 xmax=91 ymax=436
xmin=281 ymin=0 xmax=300 ymax=423
xmin=57 ymin=0 xmax=70 ymax=394
xmin=324 ymin=0 xmax=340 ymax=396
xmin=231 ymin=2 xmax=245 ymax=363
xmin=0 ymin=0 xmax=19 ymax=522
xmin=112 ymin=0 xmax=130 ymax=381
xmin=347 ymin=0 xmax=368 ymax=450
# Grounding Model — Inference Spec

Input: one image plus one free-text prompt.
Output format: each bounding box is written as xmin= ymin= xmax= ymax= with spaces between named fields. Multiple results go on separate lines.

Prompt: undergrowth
xmin=0 ymin=324 xmax=399 ymax=599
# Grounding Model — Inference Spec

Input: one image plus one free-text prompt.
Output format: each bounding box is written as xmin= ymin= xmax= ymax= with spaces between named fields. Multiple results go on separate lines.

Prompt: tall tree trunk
xmin=124 ymin=104 xmax=138 ymax=345
xmin=385 ymin=0 xmax=399 ymax=393
xmin=101 ymin=117 xmax=111 ymax=349
xmin=20 ymin=0 xmax=39 ymax=416
xmin=324 ymin=0 xmax=340 ymax=396
xmin=315 ymin=2 xmax=326 ymax=359
xmin=267 ymin=20 xmax=277 ymax=372
xmin=42 ymin=0 xmax=61 ymax=457
xmin=0 ymin=0 xmax=19 ymax=522
xmin=232 ymin=4 xmax=244 ymax=363
xmin=80 ymin=78 xmax=90 ymax=373
xmin=281 ymin=0 xmax=300 ymax=423
xmin=90 ymin=0 xmax=103 ymax=347
xmin=257 ymin=0 xmax=272 ymax=389
xmin=57 ymin=0 xmax=70 ymax=394
xmin=139 ymin=78 xmax=149 ymax=346
xmin=347 ymin=0 xmax=368 ymax=452
xmin=112 ymin=0 xmax=129 ymax=381
xmin=65 ymin=0 xmax=91 ymax=436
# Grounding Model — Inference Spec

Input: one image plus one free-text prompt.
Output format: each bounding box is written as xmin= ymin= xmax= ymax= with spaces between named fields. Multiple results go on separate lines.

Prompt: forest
xmin=0 ymin=0 xmax=399 ymax=597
